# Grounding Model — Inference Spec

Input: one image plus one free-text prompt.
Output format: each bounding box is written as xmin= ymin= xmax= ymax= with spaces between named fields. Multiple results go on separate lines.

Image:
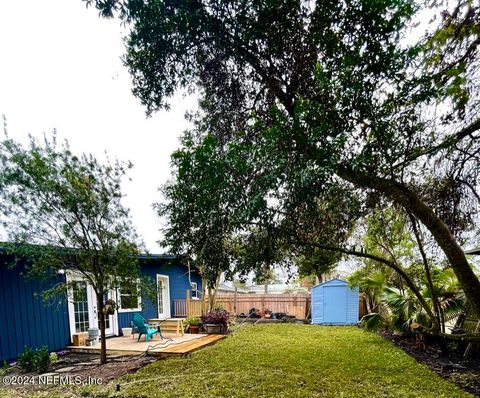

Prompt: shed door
xmin=324 ymin=286 xmax=347 ymax=323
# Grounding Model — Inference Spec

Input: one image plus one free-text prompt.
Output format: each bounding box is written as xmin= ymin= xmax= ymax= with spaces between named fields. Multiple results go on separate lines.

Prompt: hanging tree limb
xmin=290 ymin=239 xmax=440 ymax=331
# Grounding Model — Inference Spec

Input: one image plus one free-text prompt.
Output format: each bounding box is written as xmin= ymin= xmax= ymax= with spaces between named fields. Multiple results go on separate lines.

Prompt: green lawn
xmin=84 ymin=324 xmax=471 ymax=398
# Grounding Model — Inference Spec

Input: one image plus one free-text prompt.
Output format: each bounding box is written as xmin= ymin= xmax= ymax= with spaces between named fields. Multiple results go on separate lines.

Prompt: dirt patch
xmin=381 ymin=331 xmax=480 ymax=397
xmin=2 ymin=351 xmax=157 ymax=396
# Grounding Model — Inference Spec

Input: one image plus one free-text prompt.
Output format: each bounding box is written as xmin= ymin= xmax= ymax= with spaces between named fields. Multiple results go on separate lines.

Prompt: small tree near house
xmin=0 ymin=132 xmax=153 ymax=364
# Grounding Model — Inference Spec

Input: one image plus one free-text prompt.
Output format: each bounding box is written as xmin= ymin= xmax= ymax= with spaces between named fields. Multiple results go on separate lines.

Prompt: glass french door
xmin=72 ymin=281 xmax=90 ymax=333
xmin=70 ymin=281 xmax=115 ymax=336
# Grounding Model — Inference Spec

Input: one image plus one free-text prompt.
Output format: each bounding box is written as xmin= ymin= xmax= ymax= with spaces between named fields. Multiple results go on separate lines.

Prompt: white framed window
xmin=191 ymin=282 xmax=199 ymax=299
xmin=118 ymin=280 xmax=142 ymax=312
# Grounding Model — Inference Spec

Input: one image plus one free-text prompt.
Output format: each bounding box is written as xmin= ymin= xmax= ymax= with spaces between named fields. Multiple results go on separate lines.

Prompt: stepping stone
xmin=56 ymin=366 xmax=76 ymax=373
xmin=39 ymin=372 xmax=58 ymax=377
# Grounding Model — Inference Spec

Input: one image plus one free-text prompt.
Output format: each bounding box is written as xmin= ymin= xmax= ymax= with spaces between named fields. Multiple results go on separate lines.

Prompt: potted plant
xmin=201 ymin=309 xmax=229 ymax=334
xmin=185 ymin=317 xmax=202 ymax=334
xmin=102 ymin=299 xmax=117 ymax=315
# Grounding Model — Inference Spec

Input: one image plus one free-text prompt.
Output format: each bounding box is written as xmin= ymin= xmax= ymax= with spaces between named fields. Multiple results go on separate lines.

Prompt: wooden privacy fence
xmin=174 ymin=292 xmax=368 ymax=320
xmin=216 ymin=293 xmax=311 ymax=320
xmin=173 ymin=293 xmax=311 ymax=320
xmin=359 ymin=293 xmax=367 ymax=319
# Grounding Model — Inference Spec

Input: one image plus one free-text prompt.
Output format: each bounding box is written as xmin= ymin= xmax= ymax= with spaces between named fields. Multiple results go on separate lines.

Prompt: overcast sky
xmin=0 ymin=0 xmax=196 ymax=252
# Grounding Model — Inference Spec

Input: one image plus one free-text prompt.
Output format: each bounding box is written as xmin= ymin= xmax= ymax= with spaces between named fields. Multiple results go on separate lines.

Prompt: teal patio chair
xmin=132 ymin=313 xmax=161 ymax=342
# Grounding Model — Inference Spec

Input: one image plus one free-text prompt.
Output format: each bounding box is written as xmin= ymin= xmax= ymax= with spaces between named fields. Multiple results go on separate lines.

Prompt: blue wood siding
xmin=346 ymin=285 xmax=359 ymax=323
xmin=311 ymin=279 xmax=358 ymax=325
xmin=0 ymin=252 xmax=201 ymax=360
xmin=0 ymin=256 xmax=70 ymax=362
xmin=117 ymin=259 xmax=202 ymax=331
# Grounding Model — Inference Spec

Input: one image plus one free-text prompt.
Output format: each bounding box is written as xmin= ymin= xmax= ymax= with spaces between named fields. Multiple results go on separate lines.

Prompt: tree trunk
xmin=201 ymin=274 xmax=207 ymax=315
xmin=96 ymin=293 xmax=107 ymax=364
xmin=207 ymin=286 xmax=212 ymax=311
xmin=409 ymin=213 xmax=442 ymax=333
xmin=262 ymin=262 xmax=270 ymax=315
xmin=208 ymin=273 xmax=222 ymax=311
xmin=263 ymin=262 xmax=269 ymax=295
xmin=336 ymin=165 xmax=480 ymax=318
xmin=365 ymin=293 xmax=372 ymax=314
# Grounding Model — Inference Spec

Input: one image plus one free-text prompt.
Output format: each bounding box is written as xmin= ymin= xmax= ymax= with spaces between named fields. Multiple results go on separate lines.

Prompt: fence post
xmin=186 ymin=289 xmax=191 ymax=318
xmin=234 ymin=287 xmax=237 ymax=313
xmin=305 ymin=296 xmax=311 ymax=320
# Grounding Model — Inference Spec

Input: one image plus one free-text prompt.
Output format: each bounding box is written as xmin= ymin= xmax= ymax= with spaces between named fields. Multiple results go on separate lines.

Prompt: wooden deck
xmin=67 ymin=333 xmax=225 ymax=357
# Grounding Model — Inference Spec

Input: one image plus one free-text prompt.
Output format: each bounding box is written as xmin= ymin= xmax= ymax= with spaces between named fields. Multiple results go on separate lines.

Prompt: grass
xmin=83 ymin=324 xmax=472 ymax=398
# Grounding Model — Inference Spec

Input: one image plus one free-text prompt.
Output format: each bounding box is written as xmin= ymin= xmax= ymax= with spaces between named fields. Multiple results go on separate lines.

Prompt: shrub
xmin=0 ymin=360 xmax=9 ymax=376
xmin=17 ymin=346 xmax=55 ymax=373
xmin=33 ymin=346 xmax=52 ymax=373
xmin=18 ymin=346 xmax=36 ymax=372
xmin=201 ymin=309 xmax=229 ymax=328
xmin=49 ymin=352 xmax=58 ymax=364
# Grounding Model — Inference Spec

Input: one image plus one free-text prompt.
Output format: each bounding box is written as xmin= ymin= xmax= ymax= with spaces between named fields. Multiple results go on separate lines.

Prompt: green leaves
xmin=157 ymin=133 xmax=237 ymax=286
xmin=0 ymin=132 xmax=144 ymax=302
xmin=87 ymin=0 xmax=480 ymax=314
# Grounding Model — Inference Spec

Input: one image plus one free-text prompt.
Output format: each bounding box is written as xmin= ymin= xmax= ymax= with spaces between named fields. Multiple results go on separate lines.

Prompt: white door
xmin=70 ymin=281 xmax=91 ymax=334
xmin=91 ymin=289 xmax=115 ymax=336
xmin=69 ymin=279 xmax=116 ymax=338
xmin=156 ymin=274 xmax=171 ymax=319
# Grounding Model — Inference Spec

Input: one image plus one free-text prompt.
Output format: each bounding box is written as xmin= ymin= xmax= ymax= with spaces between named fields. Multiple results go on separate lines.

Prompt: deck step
xmin=148 ymin=318 xmax=185 ymax=336
xmin=161 ymin=335 xmax=226 ymax=354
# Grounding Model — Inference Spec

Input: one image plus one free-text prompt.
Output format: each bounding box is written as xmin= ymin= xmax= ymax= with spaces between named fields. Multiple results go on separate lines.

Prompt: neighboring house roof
xmin=465 ymin=247 xmax=480 ymax=255
xmin=247 ymin=283 xmax=309 ymax=294
xmin=217 ymin=283 xmax=249 ymax=294
xmin=137 ymin=253 xmax=177 ymax=261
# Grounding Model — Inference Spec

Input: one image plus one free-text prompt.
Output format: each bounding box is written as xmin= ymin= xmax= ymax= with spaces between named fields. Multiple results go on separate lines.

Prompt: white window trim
xmin=117 ymin=279 xmax=142 ymax=313
xmin=65 ymin=270 xmax=119 ymax=338
xmin=191 ymin=281 xmax=199 ymax=300
xmin=156 ymin=274 xmax=171 ymax=319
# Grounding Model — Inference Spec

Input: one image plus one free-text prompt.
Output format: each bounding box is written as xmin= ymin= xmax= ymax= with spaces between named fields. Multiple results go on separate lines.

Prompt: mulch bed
xmin=381 ymin=331 xmax=480 ymax=397
xmin=3 ymin=352 xmax=157 ymax=396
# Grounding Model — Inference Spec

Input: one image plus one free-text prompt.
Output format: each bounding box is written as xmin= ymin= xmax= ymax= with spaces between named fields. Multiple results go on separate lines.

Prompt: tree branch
xmin=392 ymin=117 xmax=480 ymax=169
xmin=290 ymin=239 xmax=439 ymax=329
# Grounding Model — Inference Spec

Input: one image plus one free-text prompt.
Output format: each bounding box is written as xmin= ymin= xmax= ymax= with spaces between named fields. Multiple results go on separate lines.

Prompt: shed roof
xmin=312 ymin=278 xmax=349 ymax=289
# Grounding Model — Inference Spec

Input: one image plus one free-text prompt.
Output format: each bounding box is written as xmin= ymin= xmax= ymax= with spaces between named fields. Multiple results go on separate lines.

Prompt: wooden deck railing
xmin=173 ymin=298 xmax=202 ymax=317
xmin=173 ymin=299 xmax=187 ymax=317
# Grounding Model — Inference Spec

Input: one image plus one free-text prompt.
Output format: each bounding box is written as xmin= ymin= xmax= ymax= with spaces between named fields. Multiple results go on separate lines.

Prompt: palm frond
xmin=360 ymin=312 xmax=385 ymax=331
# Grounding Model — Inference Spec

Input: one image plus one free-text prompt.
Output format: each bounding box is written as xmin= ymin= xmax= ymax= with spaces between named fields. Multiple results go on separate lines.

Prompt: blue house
xmin=0 ymin=248 xmax=202 ymax=362
xmin=311 ymin=279 xmax=359 ymax=325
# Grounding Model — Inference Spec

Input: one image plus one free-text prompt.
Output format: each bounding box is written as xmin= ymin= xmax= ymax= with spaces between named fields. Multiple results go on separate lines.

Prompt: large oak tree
xmin=85 ymin=0 xmax=480 ymax=318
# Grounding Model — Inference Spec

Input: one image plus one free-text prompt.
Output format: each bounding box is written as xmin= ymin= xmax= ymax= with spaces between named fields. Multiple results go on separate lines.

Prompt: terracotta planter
xmin=204 ymin=324 xmax=223 ymax=334
xmin=188 ymin=325 xmax=200 ymax=334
